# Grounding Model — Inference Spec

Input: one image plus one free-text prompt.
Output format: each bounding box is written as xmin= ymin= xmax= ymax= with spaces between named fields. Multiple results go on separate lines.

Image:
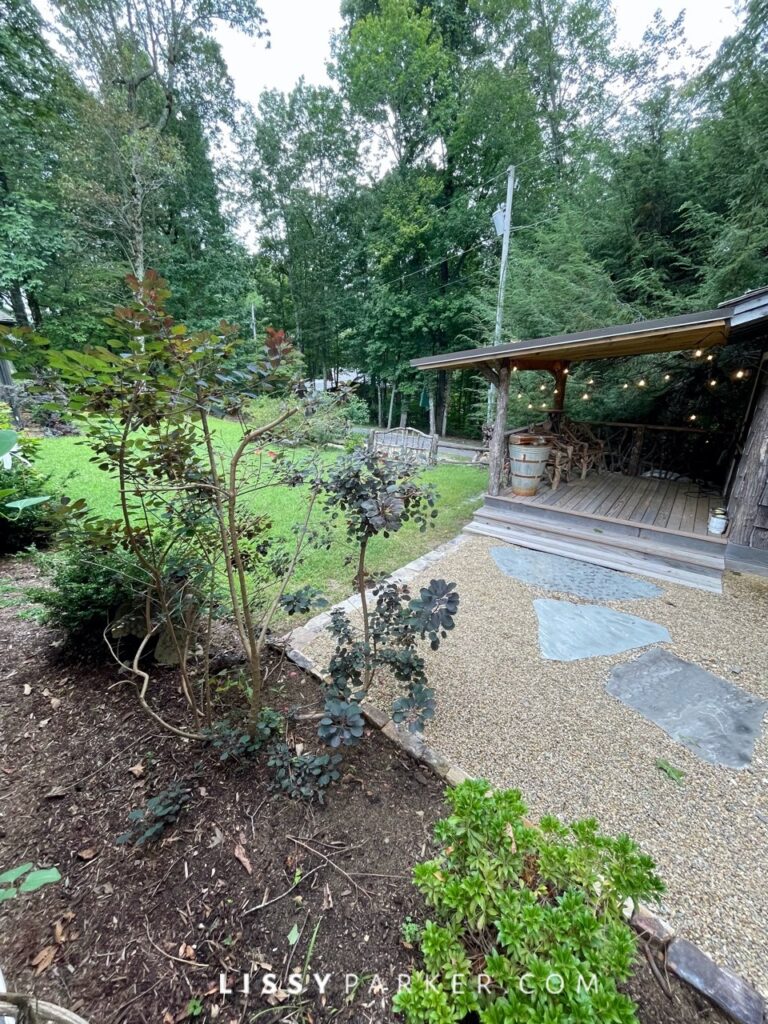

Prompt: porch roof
xmin=410 ymin=307 xmax=732 ymax=372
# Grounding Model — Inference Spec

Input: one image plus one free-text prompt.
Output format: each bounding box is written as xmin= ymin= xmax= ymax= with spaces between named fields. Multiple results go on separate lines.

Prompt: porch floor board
xmin=501 ymin=472 xmax=723 ymax=540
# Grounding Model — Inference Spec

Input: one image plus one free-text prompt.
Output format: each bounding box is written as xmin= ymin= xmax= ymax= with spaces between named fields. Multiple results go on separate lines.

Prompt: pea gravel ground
xmin=288 ymin=533 xmax=768 ymax=997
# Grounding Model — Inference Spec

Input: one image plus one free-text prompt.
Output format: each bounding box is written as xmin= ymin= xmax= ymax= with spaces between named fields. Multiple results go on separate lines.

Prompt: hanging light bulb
xmin=587 ymin=378 xmax=594 ymax=385
xmin=582 ymin=393 xmax=589 ymax=400
xmin=539 ymin=384 xmax=546 ymax=391
xmin=709 ymin=379 xmax=717 ymax=387
xmin=541 ymin=402 xmax=547 ymax=408
xmin=527 ymin=403 xmax=533 ymax=409
xmin=638 ymin=379 xmax=646 ymax=387
xmin=623 ymin=383 xmax=629 ymax=389
xmin=689 ymin=414 xmax=697 ymax=421
xmin=563 ymin=368 xmax=569 ymax=374
xmin=663 ymin=374 xmax=670 ymax=381
xmin=512 ymin=365 xmax=518 ymax=372
xmin=694 ymin=349 xmax=703 ymax=357
xmin=553 ymin=387 xmax=559 ymax=395
xmin=706 ymin=354 xmax=714 ymax=361
xmin=517 ymin=392 xmax=523 ymax=399
xmin=735 ymin=369 xmax=745 ymax=379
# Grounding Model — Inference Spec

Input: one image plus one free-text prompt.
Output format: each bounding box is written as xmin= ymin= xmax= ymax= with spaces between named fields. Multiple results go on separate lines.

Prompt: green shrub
xmin=30 ymin=543 xmax=149 ymax=638
xmin=0 ymin=463 xmax=55 ymax=554
xmin=0 ymin=414 xmax=57 ymax=554
xmin=394 ymin=779 xmax=665 ymax=1024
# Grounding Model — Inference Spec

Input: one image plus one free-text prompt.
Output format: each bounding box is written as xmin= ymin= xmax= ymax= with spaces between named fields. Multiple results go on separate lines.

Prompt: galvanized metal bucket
xmin=510 ymin=435 xmax=551 ymax=496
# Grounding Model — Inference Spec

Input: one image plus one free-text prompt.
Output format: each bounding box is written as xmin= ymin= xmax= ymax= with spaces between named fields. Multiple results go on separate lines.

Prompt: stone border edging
xmin=276 ymin=534 xmax=766 ymax=1024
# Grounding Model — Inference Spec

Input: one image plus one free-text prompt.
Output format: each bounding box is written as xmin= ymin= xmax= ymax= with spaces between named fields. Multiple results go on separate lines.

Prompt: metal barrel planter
xmin=510 ymin=434 xmax=551 ymax=496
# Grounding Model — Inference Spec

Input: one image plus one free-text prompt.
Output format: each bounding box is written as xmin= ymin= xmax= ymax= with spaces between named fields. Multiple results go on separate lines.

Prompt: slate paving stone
xmin=491 ymin=545 xmax=662 ymax=601
xmin=605 ymin=648 xmax=767 ymax=768
xmin=533 ymin=598 xmax=671 ymax=661
xmin=667 ymin=939 xmax=765 ymax=1024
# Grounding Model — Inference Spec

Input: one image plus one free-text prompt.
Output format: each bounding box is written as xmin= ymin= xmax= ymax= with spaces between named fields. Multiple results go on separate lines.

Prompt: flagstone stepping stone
xmin=491 ymin=545 xmax=662 ymax=601
xmin=533 ymin=598 xmax=670 ymax=661
xmin=606 ymin=648 xmax=767 ymax=769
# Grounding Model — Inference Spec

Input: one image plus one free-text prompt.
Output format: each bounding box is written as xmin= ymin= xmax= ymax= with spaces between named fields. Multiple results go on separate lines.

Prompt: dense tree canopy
xmin=1 ymin=0 xmax=766 ymax=434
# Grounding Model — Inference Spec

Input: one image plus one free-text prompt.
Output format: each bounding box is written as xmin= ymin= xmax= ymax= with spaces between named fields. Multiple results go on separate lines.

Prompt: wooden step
xmin=464 ymin=518 xmax=723 ymax=593
xmin=476 ymin=504 xmax=726 ymax=571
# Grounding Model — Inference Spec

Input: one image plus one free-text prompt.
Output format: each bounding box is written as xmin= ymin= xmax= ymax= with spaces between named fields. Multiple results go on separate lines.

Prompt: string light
xmin=709 ymin=379 xmax=717 ymax=387
xmin=582 ymin=393 xmax=589 ymax=400
xmin=689 ymin=414 xmax=697 ymax=421
xmin=563 ymin=368 xmax=569 ymax=374
xmin=694 ymin=349 xmax=703 ymax=357
xmin=706 ymin=354 xmax=714 ymax=361
xmin=527 ymin=403 xmax=533 ymax=409
xmin=517 ymin=392 xmax=523 ymax=399
xmin=587 ymin=378 xmax=594 ymax=385
xmin=638 ymin=379 xmax=646 ymax=387
xmin=553 ymin=388 xmax=559 ymax=394
xmin=623 ymin=383 xmax=629 ymax=389
xmin=541 ymin=402 xmax=547 ymax=408
xmin=539 ymin=384 xmax=546 ymax=391
xmin=735 ymin=370 xmax=745 ymax=379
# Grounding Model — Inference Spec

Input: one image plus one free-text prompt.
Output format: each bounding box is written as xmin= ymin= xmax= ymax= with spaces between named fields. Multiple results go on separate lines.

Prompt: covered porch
xmin=411 ymin=287 xmax=768 ymax=586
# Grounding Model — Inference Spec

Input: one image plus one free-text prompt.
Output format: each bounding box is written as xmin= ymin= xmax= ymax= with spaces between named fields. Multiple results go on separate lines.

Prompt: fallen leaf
xmin=266 ymin=988 xmax=290 ymax=1006
xmin=54 ymin=911 xmax=75 ymax=944
xmin=178 ymin=943 xmax=196 ymax=961
xmin=42 ymin=688 xmax=51 ymax=697
xmin=127 ymin=762 xmax=145 ymax=779
xmin=233 ymin=843 xmax=252 ymax=875
xmin=31 ymin=945 xmax=58 ymax=975
xmin=23 ymin=684 xmax=31 ymax=695
xmin=44 ymin=786 xmax=68 ymax=800
xmin=38 ymin=718 xmax=49 ymax=728
xmin=322 ymin=883 xmax=333 ymax=911
xmin=505 ymin=823 xmax=517 ymax=853
xmin=208 ymin=824 xmax=224 ymax=849
xmin=50 ymin=697 xmax=62 ymax=710
xmin=77 ymin=847 xmax=98 ymax=861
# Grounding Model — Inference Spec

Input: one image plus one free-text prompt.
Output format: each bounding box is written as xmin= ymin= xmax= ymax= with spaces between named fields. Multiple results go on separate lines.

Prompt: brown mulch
xmin=0 ymin=557 xmax=733 ymax=1023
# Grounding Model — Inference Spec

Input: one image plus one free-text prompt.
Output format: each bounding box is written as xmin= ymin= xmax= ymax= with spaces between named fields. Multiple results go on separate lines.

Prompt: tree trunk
xmin=8 ymin=284 xmax=29 ymax=327
xmin=428 ymin=385 xmax=437 ymax=436
xmin=387 ymin=382 xmax=397 ymax=429
xmin=488 ymin=362 xmax=510 ymax=496
xmin=728 ymin=359 xmax=768 ymax=548
xmin=441 ymin=373 xmax=451 ymax=435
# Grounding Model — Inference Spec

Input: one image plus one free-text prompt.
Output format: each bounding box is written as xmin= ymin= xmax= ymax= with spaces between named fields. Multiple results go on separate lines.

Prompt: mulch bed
xmin=0 ymin=556 xmax=733 ymax=1023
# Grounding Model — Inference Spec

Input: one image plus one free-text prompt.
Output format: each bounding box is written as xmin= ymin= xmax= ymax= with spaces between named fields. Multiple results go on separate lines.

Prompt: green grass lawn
xmin=35 ymin=423 xmax=487 ymax=606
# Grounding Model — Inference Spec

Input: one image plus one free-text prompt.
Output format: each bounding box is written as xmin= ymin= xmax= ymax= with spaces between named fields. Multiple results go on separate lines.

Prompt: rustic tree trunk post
xmin=488 ymin=361 xmax=510 ymax=496
xmin=728 ymin=360 xmax=768 ymax=548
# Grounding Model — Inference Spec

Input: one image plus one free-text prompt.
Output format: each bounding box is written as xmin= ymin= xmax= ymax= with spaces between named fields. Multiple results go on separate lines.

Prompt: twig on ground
xmin=144 ymin=919 xmax=209 ymax=969
xmin=243 ymin=863 xmax=325 ymax=914
xmin=286 ymin=835 xmax=373 ymax=897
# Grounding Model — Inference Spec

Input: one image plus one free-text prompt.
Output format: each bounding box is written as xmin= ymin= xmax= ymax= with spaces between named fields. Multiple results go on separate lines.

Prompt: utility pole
xmin=487 ymin=164 xmax=516 ymax=422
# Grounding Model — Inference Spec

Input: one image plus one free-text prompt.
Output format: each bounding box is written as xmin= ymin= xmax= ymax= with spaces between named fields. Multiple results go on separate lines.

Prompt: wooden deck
xmin=501 ymin=472 xmax=724 ymax=539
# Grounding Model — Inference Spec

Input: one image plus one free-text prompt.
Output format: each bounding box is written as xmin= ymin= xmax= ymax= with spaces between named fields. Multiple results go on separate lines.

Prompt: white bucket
xmin=707 ymin=509 xmax=728 ymax=536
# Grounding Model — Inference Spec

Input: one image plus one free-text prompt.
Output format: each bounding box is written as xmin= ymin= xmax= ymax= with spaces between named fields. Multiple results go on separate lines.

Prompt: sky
xmin=215 ymin=0 xmax=741 ymax=109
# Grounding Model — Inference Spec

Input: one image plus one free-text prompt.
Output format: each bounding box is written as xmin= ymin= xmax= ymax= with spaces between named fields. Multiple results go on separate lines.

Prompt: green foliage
xmin=117 ymin=781 xmax=193 ymax=846
xmin=401 ymin=916 xmax=422 ymax=946
xmin=0 ymin=418 xmax=55 ymax=552
xmin=204 ymin=709 xmax=284 ymax=762
xmin=0 ymin=862 xmax=61 ymax=902
xmin=267 ymin=742 xmax=343 ymax=803
xmin=394 ymin=779 xmax=665 ymax=1024
xmin=29 ymin=541 xmax=149 ymax=639
xmin=316 ymin=451 xmax=460 ymax=745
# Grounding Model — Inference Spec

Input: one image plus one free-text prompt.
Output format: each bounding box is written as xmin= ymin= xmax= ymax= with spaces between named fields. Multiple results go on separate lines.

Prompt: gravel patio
xmin=286 ymin=533 xmax=768 ymax=998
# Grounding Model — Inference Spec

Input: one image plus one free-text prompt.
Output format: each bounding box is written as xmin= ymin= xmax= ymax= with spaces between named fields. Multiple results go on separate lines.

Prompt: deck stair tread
xmin=466 ymin=510 xmax=724 ymax=593
xmin=474 ymin=505 xmax=726 ymax=571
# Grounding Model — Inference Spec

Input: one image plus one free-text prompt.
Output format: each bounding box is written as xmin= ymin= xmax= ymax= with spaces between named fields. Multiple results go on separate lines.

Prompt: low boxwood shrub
xmin=394 ymin=779 xmax=665 ymax=1024
xmin=30 ymin=542 xmax=150 ymax=639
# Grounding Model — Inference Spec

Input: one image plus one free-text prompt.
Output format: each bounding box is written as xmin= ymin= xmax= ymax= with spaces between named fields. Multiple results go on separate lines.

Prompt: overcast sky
xmin=215 ymin=0 xmax=741 ymax=108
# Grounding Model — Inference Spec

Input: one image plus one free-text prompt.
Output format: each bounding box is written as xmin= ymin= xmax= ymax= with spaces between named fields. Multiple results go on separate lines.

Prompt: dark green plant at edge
xmin=117 ymin=781 xmax=193 ymax=846
xmin=394 ymin=779 xmax=665 ymax=1024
